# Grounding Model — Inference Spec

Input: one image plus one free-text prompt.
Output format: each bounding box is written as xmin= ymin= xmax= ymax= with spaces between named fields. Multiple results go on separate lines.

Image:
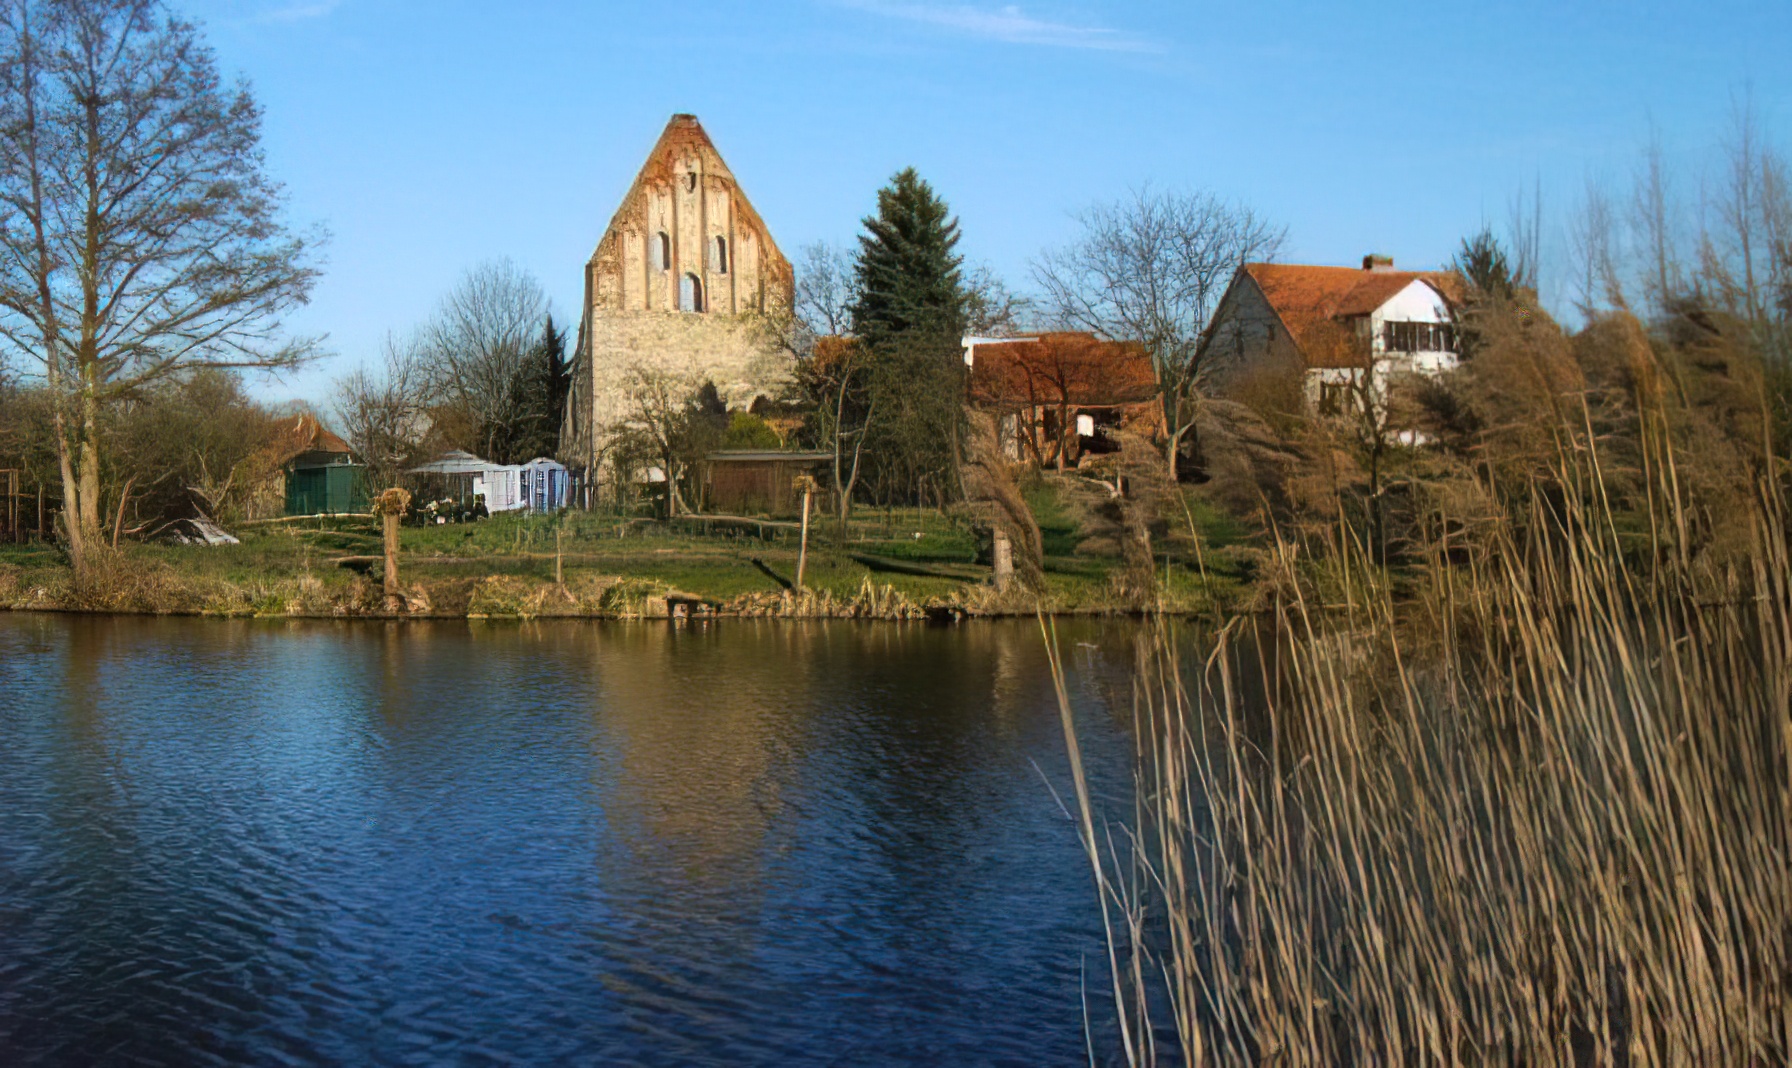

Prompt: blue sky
xmin=183 ymin=0 xmax=1792 ymax=405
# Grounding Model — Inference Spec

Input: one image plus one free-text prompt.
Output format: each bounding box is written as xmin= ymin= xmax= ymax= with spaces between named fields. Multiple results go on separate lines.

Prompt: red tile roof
xmin=1243 ymin=263 xmax=1461 ymax=369
xmin=968 ymin=332 xmax=1159 ymax=408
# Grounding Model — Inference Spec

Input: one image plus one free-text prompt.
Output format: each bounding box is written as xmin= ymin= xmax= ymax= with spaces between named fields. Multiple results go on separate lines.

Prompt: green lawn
xmin=0 ymin=495 xmax=1244 ymax=617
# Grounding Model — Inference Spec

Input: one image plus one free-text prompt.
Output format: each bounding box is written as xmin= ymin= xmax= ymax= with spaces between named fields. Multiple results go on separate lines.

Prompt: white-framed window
xmin=1383 ymin=321 xmax=1457 ymax=353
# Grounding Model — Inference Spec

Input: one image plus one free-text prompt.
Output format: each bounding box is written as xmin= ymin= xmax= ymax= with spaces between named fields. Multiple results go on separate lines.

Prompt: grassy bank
xmin=0 ymin=485 xmax=1241 ymax=619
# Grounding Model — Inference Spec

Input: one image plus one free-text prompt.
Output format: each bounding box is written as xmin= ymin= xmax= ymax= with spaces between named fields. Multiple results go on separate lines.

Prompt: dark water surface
xmin=0 ymin=614 xmax=1142 ymax=1066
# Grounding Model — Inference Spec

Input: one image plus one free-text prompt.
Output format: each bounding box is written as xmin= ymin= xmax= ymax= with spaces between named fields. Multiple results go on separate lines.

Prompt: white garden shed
xmin=408 ymin=451 xmax=570 ymax=513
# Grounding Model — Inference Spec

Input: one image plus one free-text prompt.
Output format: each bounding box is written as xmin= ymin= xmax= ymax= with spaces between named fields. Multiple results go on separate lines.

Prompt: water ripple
xmin=0 ymin=615 xmax=1141 ymax=1065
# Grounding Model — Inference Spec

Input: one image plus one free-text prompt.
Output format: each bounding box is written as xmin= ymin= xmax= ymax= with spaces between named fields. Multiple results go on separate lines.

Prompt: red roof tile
xmin=968 ymin=332 xmax=1159 ymax=407
xmin=1243 ymin=263 xmax=1461 ymax=369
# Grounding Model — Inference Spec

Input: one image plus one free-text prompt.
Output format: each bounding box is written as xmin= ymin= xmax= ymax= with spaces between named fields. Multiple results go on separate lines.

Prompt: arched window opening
xmin=652 ymin=231 xmax=671 ymax=271
xmin=686 ymin=171 xmax=698 ymax=193
xmin=712 ymin=236 xmax=728 ymax=274
xmin=679 ymin=273 xmax=704 ymax=313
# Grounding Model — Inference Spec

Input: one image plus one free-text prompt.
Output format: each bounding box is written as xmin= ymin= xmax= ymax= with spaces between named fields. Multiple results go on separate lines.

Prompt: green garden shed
xmin=274 ymin=415 xmax=369 ymax=515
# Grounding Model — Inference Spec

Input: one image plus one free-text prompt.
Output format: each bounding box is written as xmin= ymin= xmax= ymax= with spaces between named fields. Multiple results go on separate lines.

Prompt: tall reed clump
xmin=1053 ymin=436 xmax=1792 ymax=1064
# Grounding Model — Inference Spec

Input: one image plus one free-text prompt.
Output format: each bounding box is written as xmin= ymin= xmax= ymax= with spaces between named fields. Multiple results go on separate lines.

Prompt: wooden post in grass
xmin=556 ymin=524 xmax=565 ymax=588
xmin=793 ymin=475 xmax=816 ymax=592
xmin=992 ymin=527 xmax=1014 ymax=592
xmin=373 ymin=488 xmax=411 ymax=610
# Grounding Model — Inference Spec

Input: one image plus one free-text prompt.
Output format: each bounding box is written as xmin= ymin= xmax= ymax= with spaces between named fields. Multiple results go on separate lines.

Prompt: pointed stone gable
xmin=560 ymin=115 xmax=797 ymax=491
xmin=587 ymin=114 xmax=791 ymax=316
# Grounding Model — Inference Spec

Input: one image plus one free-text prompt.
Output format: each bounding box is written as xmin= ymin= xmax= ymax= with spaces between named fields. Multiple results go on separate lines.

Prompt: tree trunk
xmin=78 ymin=398 xmax=101 ymax=539
xmin=1054 ymin=401 xmax=1066 ymax=472
xmin=1164 ymin=390 xmax=1192 ymax=474
xmin=796 ymin=486 xmax=811 ymax=591
xmin=53 ymin=406 xmax=86 ymax=576
xmin=112 ymin=475 xmax=136 ymax=549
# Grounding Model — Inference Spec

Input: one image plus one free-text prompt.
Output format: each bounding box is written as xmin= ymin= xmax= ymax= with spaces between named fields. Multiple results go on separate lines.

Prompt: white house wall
xmin=1370 ymin=280 xmax=1457 ymax=375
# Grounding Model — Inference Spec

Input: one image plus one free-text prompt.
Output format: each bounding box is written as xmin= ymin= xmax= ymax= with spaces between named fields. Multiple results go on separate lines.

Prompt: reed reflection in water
xmin=0 ymin=614 xmax=1140 ymax=1066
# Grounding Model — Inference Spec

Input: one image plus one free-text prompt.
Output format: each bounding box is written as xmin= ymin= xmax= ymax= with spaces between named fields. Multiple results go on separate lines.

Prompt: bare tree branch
xmin=1032 ymin=186 xmax=1284 ymax=469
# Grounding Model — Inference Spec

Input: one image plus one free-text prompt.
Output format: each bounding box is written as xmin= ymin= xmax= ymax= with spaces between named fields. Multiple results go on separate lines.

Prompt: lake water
xmin=0 ymin=614 xmax=1143 ymax=1066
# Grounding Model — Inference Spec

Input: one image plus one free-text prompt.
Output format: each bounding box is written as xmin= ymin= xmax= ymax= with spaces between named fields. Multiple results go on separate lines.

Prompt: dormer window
xmin=712 ymin=236 xmax=728 ymax=274
xmin=652 ymin=231 xmax=671 ymax=271
xmin=679 ymin=273 xmax=704 ymax=313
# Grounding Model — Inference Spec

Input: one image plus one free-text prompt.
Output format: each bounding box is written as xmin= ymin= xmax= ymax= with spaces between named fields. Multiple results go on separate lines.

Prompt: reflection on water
xmin=0 ymin=614 xmax=1142 ymax=1066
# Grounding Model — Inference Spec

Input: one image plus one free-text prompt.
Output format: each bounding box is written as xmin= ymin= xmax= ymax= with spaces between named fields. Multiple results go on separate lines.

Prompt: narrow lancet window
xmin=679 ymin=273 xmax=704 ymax=313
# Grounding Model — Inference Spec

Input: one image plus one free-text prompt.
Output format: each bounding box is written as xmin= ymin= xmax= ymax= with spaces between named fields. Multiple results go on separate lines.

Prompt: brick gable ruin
xmin=561 ymin=114 xmax=795 ymax=493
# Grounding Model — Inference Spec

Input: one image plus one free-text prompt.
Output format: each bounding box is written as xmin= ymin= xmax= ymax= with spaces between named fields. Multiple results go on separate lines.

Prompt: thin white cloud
xmin=256 ymin=0 xmax=340 ymax=23
xmin=840 ymin=1 xmax=1157 ymax=52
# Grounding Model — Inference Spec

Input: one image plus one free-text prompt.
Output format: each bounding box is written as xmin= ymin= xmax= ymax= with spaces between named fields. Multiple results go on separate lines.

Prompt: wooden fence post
xmin=373 ymin=488 xmax=412 ymax=610
xmin=793 ymin=475 xmax=816 ymax=592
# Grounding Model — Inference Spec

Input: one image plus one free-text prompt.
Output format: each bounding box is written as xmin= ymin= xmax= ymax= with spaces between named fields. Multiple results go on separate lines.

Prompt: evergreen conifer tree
xmin=1456 ymin=227 xmax=1514 ymax=299
xmin=539 ymin=313 xmax=571 ymax=443
xmin=850 ymin=168 xmax=967 ymax=345
xmin=488 ymin=313 xmax=571 ymax=463
xmin=844 ymin=168 xmax=972 ymax=505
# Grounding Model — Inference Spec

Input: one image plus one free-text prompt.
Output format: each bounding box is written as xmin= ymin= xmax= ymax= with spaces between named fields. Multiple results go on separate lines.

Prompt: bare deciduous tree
xmin=1703 ymin=94 xmax=1792 ymax=355
xmin=418 ymin=259 xmax=549 ymax=462
xmin=334 ymin=333 xmax=429 ymax=493
xmin=962 ymin=263 xmax=1032 ymax=336
xmin=613 ymin=365 xmax=726 ymax=516
xmin=112 ymin=368 xmax=277 ymax=528
xmin=1033 ymin=186 xmax=1285 ymax=469
xmin=797 ymin=337 xmax=876 ymax=523
xmin=1507 ymin=175 xmax=1543 ymax=294
xmin=1632 ymin=131 xmax=1683 ymax=313
xmin=0 ymin=0 xmax=320 ymax=574
xmin=794 ymin=241 xmax=855 ymax=340
xmin=1570 ymin=178 xmax=1627 ymax=317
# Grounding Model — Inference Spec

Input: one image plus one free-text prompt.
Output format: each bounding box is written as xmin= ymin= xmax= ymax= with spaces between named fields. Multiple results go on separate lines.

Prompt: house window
xmin=1383 ymin=321 xmax=1457 ymax=353
xmin=712 ymin=236 xmax=728 ymax=274
xmin=652 ymin=231 xmax=671 ymax=271
xmin=1318 ymin=381 xmax=1345 ymax=416
xmin=679 ymin=273 xmax=704 ymax=313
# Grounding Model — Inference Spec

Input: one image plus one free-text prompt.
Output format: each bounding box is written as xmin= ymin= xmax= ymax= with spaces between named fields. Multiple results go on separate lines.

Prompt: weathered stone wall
xmin=583 ymin=311 xmax=794 ymax=436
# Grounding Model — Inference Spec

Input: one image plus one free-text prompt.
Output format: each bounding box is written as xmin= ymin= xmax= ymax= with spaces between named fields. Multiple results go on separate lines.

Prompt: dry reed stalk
xmin=1053 ymin=428 xmax=1792 ymax=1065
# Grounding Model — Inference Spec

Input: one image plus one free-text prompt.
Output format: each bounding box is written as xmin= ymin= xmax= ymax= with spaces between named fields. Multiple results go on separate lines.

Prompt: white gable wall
xmin=1370 ymin=280 xmax=1456 ymax=375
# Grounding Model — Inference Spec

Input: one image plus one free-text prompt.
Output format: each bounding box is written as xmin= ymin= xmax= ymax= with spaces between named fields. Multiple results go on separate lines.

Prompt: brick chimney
xmin=1363 ymin=254 xmax=1394 ymax=272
